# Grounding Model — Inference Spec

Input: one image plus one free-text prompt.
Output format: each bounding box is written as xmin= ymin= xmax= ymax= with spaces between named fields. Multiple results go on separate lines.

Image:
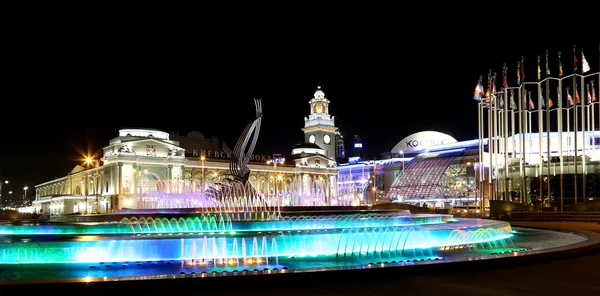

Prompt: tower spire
xmin=302 ymin=85 xmax=338 ymax=158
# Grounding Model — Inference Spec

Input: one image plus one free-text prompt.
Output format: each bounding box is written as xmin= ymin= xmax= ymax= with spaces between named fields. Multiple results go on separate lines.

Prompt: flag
xmin=592 ymin=82 xmax=597 ymax=102
xmin=503 ymin=73 xmax=508 ymax=89
xmin=575 ymin=88 xmax=581 ymax=103
xmin=520 ymin=59 xmax=525 ymax=80
xmin=548 ymin=97 xmax=554 ymax=108
xmin=485 ymin=72 xmax=492 ymax=100
xmin=559 ymin=55 xmax=563 ymax=77
xmin=574 ymin=53 xmax=578 ymax=71
xmin=582 ymin=52 xmax=591 ymax=73
xmin=587 ymin=84 xmax=592 ymax=103
xmin=528 ymin=92 xmax=534 ymax=110
xmin=473 ymin=80 xmax=483 ymax=101
xmin=567 ymin=89 xmax=574 ymax=106
xmin=529 ymin=97 xmax=535 ymax=110
xmin=517 ymin=63 xmax=521 ymax=85
xmin=499 ymin=93 xmax=504 ymax=108
xmin=541 ymin=92 xmax=545 ymax=108
xmin=537 ymin=64 xmax=541 ymax=81
xmin=557 ymin=86 xmax=561 ymax=107
xmin=492 ymin=75 xmax=497 ymax=93
xmin=510 ymin=90 xmax=516 ymax=110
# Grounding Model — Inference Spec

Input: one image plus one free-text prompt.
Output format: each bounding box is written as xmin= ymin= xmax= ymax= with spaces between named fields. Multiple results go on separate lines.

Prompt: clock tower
xmin=302 ymin=86 xmax=338 ymax=158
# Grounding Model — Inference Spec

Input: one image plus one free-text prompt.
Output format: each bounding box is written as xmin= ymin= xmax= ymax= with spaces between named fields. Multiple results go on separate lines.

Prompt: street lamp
xmin=400 ymin=150 xmax=405 ymax=174
xmin=200 ymin=155 xmax=206 ymax=192
xmin=23 ymin=186 xmax=28 ymax=204
xmin=85 ymin=157 xmax=100 ymax=214
xmin=267 ymin=155 xmax=285 ymax=207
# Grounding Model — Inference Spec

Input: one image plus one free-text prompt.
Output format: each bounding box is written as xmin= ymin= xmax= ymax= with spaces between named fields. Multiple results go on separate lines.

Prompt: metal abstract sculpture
xmin=221 ymin=98 xmax=263 ymax=184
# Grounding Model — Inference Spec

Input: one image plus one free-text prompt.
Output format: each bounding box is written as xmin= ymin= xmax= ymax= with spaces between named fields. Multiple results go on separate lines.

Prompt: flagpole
xmin=587 ymin=84 xmax=593 ymax=152
xmin=511 ymin=91 xmax=516 ymax=202
xmin=489 ymin=93 xmax=494 ymax=202
xmin=512 ymin=104 xmax=516 ymax=157
xmin=545 ymin=50 xmax=552 ymax=209
xmin=586 ymin=85 xmax=591 ymax=154
xmin=503 ymin=65 xmax=510 ymax=202
xmin=496 ymin=102 xmax=500 ymax=199
xmin=520 ymin=80 xmax=526 ymax=204
xmin=520 ymin=57 xmax=528 ymax=204
xmin=580 ymin=48 xmax=586 ymax=202
xmin=573 ymin=45 xmax=579 ymax=204
xmin=566 ymin=89 xmax=571 ymax=159
xmin=592 ymin=81 xmax=597 ymax=156
xmin=528 ymin=101 xmax=533 ymax=168
xmin=491 ymin=73 xmax=496 ymax=202
xmin=537 ymin=56 xmax=544 ymax=204
xmin=558 ymin=82 xmax=564 ymax=211
xmin=478 ymin=100 xmax=484 ymax=216
xmin=493 ymin=72 xmax=499 ymax=201
xmin=528 ymin=93 xmax=533 ymax=204
xmin=474 ymin=75 xmax=486 ymax=215
xmin=512 ymin=106 xmax=516 ymax=163
xmin=482 ymin=103 xmax=487 ymax=214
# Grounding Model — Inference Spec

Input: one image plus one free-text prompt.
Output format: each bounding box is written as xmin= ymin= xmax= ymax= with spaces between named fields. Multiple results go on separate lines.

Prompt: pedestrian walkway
xmin=510 ymin=221 xmax=600 ymax=233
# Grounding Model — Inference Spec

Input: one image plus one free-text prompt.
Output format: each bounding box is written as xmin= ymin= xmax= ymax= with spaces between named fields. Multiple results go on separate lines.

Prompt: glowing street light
xmin=85 ymin=157 xmax=100 ymax=214
xmin=200 ymin=155 xmax=206 ymax=192
xmin=23 ymin=186 xmax=28 ymax=204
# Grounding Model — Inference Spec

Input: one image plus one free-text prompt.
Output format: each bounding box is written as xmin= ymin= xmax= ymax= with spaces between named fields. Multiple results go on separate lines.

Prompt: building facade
xmin=339 ymin=130 xmax=600 ymax=209
xmin=34 ymin=87 xmax=341 ymax=216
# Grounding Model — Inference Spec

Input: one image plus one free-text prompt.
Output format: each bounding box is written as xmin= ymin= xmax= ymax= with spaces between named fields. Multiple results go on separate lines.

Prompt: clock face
xmin=323 ymin=134 xmax=331 ymax=144
xmin=309 ymin=135 xmax=316 ymax=143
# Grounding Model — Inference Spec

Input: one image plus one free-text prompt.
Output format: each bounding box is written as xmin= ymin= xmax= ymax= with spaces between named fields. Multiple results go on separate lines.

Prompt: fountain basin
xmin=0 ymin=217 xmax=511 ymax=264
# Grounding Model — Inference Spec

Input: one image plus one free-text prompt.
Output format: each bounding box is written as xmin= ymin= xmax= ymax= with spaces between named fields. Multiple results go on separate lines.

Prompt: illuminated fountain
xmin=0 ymin=99 xmax=587 ymax=283
xmin=136 ymin=182 xmax=279 ymax=220
xmin=1 ymin=206 xmax=588 ymax=283
xmin=0 ymin=212 xmax=514 ymax=265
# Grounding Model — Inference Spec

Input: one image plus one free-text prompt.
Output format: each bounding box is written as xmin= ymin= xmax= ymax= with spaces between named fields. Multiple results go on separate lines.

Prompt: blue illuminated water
xmin=0 ymin=212 xmax=522 ymax=282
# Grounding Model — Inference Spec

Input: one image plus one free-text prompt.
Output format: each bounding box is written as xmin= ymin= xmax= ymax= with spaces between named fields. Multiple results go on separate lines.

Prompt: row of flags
xmin=474 ymin=48 xmax=594 ymax=103
xmin=487 ymin=83 xmax=597 ymax=111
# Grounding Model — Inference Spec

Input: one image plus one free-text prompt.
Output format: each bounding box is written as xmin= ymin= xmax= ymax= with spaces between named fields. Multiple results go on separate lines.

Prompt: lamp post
xmin=267 ymin=155 xmax=285 ymax=207
xmin=85 ymin=157 xmax=100 ymax=214
xmin=372 ymin=163 xmax=377 ymax=204
xmin=200 ymin=155 xmax=206 ymax=192
xmin=23 ymin=186 xmax=28 ymax=204
xmin=400 ymin=150 xmax=405 ymax=174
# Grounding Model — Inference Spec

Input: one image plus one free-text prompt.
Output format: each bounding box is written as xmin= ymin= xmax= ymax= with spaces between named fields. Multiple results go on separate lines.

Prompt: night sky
xmin=1 ymin=16 xmax=599 ymax=202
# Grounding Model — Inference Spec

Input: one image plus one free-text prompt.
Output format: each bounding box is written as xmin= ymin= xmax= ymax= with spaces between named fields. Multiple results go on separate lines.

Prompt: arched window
xmin=184 ymin=172 xmax=192 ymax=192
xmin=194 ymin=174 xmax=203 ymax=191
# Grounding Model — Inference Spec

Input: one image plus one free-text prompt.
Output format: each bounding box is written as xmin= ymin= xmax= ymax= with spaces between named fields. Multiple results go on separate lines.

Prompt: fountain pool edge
xmin=1 ymin=225 xmax=599 ymax=287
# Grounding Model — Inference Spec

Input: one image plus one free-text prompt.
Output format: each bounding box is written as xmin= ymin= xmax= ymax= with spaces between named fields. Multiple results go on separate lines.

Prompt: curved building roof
xmin=391 ymin=131 xmax=458 ymax=155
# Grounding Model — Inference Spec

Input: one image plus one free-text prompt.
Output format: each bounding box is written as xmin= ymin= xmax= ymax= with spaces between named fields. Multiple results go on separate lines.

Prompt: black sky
xmin=1 ymin=15 xmax=599 ymax=202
